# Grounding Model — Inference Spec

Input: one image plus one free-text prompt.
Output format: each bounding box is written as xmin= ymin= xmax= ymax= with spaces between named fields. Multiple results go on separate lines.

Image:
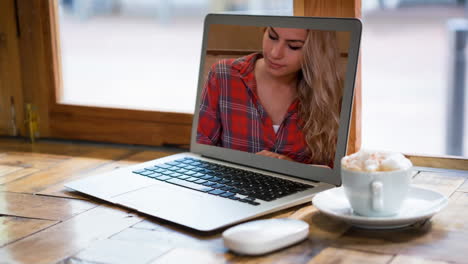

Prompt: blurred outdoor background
xmin=57 ymin=0 xmax=468 ymax=158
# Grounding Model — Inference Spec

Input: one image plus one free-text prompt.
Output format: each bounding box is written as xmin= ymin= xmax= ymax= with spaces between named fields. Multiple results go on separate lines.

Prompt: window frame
xmin=15 ymin=0 xmax=193 ymax=147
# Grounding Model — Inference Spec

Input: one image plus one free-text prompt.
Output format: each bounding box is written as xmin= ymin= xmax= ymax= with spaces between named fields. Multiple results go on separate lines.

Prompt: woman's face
xmin=262 ymin=27 xmax=307 ymax=78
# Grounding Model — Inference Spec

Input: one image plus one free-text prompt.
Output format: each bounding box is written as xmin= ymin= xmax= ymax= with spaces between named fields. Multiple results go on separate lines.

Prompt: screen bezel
xmin=190 ymin=14 xmax=362 ymax=186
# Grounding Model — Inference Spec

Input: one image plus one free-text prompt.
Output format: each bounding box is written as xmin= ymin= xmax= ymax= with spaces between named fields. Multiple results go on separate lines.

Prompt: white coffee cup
xmin=341 ymin=151 xmax=413 ymax=217
xmin=341 ymin=167 xmax=413 ymax=217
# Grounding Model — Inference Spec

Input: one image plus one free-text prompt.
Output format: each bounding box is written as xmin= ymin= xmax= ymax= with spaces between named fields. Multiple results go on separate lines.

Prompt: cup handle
xmin=371 ymin=181 xmax=383 ymax=212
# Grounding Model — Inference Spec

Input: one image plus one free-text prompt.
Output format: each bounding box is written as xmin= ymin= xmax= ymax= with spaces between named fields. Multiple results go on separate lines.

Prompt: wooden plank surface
xmin=0 ymin=204 xmax=143 ymax=264
xmin=302 ymin=206 xmax=351 ymax=241
xmin=150 ymin=248 xmax=226 ymax=264
xmin=0 ymin=216 xmax=57 ymax=247
xmin=0 ymin=151 xmax=67 ymax=170
xmin=1 ymin=137 xmax=468 ymax=264
xmin=333 ymin=226 xmax=468 ymax=264
xmin=324 ymin=171 xmax=468 ymax=263
xmin=411 ymin=171 xmax=465 ymax=197
xmin=60 ymin=239 xmax=171 ymax=264
xmin=0 ymin=191 xmax=97 ymax=221
xmin=328 ymin=174 xmax=468 ymax=263
xmin=458 ymin=180 xmax=468 ymax=192
xmin=306 ymin=247 xmax=393 ymax=264
xmin=431 ymin=192 xmax=468 ymax=232
xmin=0 ymin=165 xmax=22 ymax=177
xmin=110 ymin=226 xmax=225 ymax=253
xmin=389 ymin=255 xmax=452 ymax=264
xmin=0 ymin=148 xmax=133 ymax=193
xmin=0 ymin=167 xmax=40 ymax=185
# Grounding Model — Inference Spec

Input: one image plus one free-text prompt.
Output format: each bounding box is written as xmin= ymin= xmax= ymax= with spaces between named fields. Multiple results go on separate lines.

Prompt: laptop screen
xmin=191 ymin=15 xmax=361 ymax=186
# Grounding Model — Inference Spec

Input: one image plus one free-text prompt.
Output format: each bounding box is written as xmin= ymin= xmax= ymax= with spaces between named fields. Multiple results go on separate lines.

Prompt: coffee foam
xmin=341 ymin=150 xmax=412 ymax=172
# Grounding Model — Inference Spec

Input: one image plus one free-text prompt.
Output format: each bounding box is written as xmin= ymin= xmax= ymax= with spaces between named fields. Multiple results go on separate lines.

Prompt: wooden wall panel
xmin=407 ymin=155 xmax=468 ymax=171
xmin=0 ymin=0 xmax=24 ymax=136
xmin=15 ymin=0 xmax=53 ymax=137
xmin=294 ymin=0 xmax=362 ymax=18
xmin=294 ymin=0 xmax=362 ymax=155
xmin=207 ymin=24 xmax=351 ymax=54
xmin=207 ymin=25 xmax=263 ymax=51
xmin=49 ymin=112 xmax=192 ymax=146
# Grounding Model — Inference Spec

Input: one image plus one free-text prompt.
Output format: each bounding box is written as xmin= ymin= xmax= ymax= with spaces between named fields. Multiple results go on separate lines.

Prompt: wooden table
xmin=0 ymin=137 xmax=467 ymax=264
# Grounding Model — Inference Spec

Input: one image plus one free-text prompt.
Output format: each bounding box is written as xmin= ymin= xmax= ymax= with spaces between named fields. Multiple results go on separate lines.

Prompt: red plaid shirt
xmin=197 ymin=53 xmax=312 ymax=164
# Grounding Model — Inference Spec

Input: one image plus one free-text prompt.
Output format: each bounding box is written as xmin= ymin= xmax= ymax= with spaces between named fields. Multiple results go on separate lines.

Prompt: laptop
xmin=65 ymin=14 xmax=362 ymax=232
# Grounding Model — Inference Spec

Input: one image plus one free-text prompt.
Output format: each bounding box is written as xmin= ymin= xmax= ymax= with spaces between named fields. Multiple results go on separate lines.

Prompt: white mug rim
xmin=341 ymin=166 xmax=413 ymax=174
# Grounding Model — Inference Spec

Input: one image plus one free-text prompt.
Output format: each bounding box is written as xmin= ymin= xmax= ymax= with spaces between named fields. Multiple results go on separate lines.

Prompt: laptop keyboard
xmin=132 ymin=157 xmax=313 ymax=206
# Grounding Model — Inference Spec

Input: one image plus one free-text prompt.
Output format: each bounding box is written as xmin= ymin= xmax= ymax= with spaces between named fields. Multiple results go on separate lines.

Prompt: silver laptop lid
xmin=190 ymin=14 xmax=362 ymax=186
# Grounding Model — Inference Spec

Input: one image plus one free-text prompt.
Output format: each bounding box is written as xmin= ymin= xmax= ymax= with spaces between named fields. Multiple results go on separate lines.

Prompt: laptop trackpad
xmin=111 ymin=183 xmax=250 ymax=231
xmin=65 ymin=172 xmax=157 ymax=200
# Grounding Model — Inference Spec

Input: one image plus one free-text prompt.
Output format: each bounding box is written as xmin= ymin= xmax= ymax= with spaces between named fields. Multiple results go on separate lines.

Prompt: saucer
xmin=312 ymin=186 xmax=448 ymax=229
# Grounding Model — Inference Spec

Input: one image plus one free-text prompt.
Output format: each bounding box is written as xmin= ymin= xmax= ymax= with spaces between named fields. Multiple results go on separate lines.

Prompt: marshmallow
xmin=364 ymin=159 xmax=379 ymax=172
xmin=342 ymin=150 xmax=412 ymax=172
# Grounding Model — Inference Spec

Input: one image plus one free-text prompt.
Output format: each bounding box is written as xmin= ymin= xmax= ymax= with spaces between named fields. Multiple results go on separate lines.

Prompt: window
xmin=361 ymin=1 xmax=467 ymax=157
xmin=58 ymin=0 xmax=293 ymax=113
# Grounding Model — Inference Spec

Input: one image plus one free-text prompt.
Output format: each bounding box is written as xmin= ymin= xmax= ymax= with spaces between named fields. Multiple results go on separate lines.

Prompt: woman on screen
xmin=197 ymin=27 xmax=343 ymax=166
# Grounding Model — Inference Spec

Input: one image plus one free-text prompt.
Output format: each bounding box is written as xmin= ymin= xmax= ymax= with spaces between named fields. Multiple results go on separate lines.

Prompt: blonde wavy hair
xmin=298 ymin=30 xmax=344 ymax=165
